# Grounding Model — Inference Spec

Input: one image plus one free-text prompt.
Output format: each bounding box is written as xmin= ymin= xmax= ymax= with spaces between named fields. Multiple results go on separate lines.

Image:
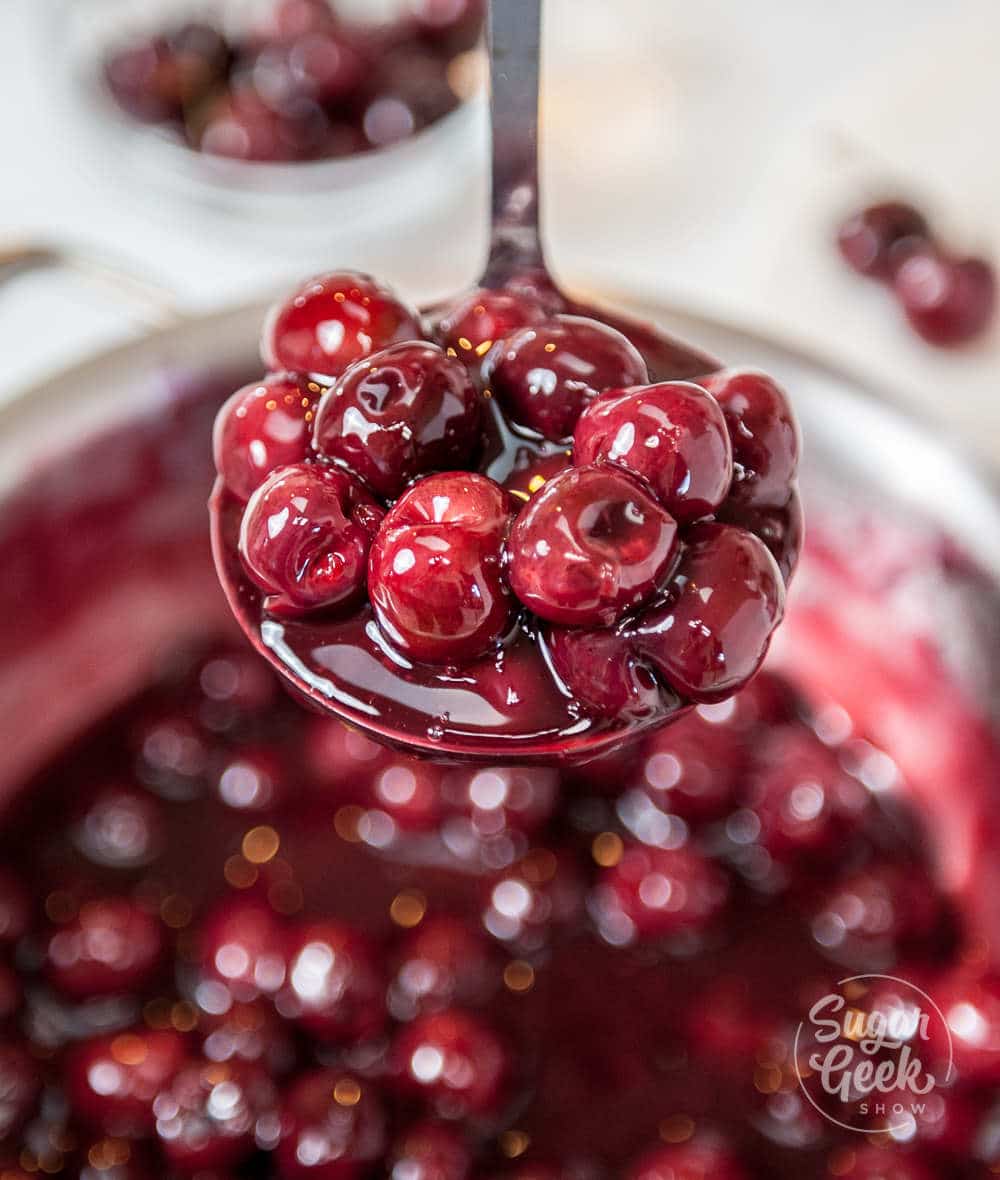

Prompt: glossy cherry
xmin=388 ymin=1119 xmax=472 ymax=1180
xmin=281 ymin=921 xmax=386 ymax=1043
xmin=574 ymin=381 xmax=733 ymax=523
xmin=837 ymin=202 xmax=930 ymax=280
xmin=635 ymin=522 xmax=785 ymax=703
xmin=43 ymin=898 xmax=165 ymax=1000
xmin=893 ymin=252 xmax=996 ymax=347
xmin=368 ymin=472 xmax=512 ymax=663
xmin=198 ymin=897 xmax=288 ymax=1001
xmin=275 ymin=1069 xmax=386 ymax=1180
xmin=700 ymin=369 xmax=800 ymax=509
xmin=544 ymin=624 xmax=663 ymax=720
xmin=214 ymin=375 xmax=320 ymax=503
xmin=312 ymin=342 xmax=481 ymax=499
xmin=509 ymin=465 xmax=679 ymax=627
xmin=390 ymin=915 xmax=498 ymax=1019
xmin=390 ymin=1008 xmax=510 ymax=1120
xmin=484 ymin=315 xmax=649 ymax=441
xmin=262 ymin=272 xmax=422 ymax=381
xmin=717 ymin=486 xmax=803 ymax=586
xmin=435 ymin=289 xmax=547 ymax=372
xmin=239 ymin=462 xmax=385 ymax=617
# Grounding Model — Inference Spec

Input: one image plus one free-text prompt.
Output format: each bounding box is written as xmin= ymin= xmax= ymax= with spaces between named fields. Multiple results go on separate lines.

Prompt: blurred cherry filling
xmin=213 ymin=268 xmax=803 ymax=745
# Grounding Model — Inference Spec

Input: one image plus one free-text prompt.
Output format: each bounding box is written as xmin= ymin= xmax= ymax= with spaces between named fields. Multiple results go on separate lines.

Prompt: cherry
xmin=635 ymin=522 xmax=785 ymax=703
xmin=508 ymin=465 xmax=679 ymax=627
xmin=312 ymin=342 xmax=481 ymax=499
xmin=0 ymin=1044 xmax=41 ymax=1142
xmin=545 ymin=624 xmax=663 ymax=720
xmin=825 ymin=1146 xmax=939 ymax=1180
xmin=0 ymin=869 xmax=29 ymax=947
xmin=390 ymin=915 xmax=498 ymax=1019
xmin=275 ymin=1069 xmax=386 ymax=1180
xmin=484 ymin=315 xmax=649 ymax=441
xmin=699 ymin=369 xmax=800 ymax=509
xmin=388 ymin=1119 xmax=472 ymax=1180
xmin=717 ymin=486 xmax=803 ymax=587
xmin=281 ymin=921 xmax=386 ymax=1043
xmin=43 ymin=898 xmax=165 ymax=1000
xmin=197 ymin=88 xmax=326 ymax=163
xmin=200 ymin=1000 xmax=294 ymax=1075
xmin=435 ymin=289 xmax=547 ymax=372
xmin=213 ymin=375 xmax=320 ymax=503
xmin=368 ymin=756 xmax=447 ymax=832
xmin=303 ymin=718 xmax=390 ymax=799
xmin=591 ymin=841 xmax=729 ymax=945
xmin=481 ymin=849 xmax=583 ymax=953
xmin=215 ymin=747 xmax=286 ymax=812
xmin=837 ymin=202 xmax=930 ymax=279
xmin=368 ymin=472 xmax=512 ymax=664
xmin=198 ymin=897 xmax=288 ymax=1001
xmin=238 ymin=462 xmax=385 ymax=617
xmin=626 ymin=1138 xmax=748 ymax=1180
xmin=927 ymin=969 xmax=1000 ymax=1083
xmin=893 ymin=251 xmax=996 ymax=346
xmin=574 ymin=381 xmax=733 ymax=523
xmin=153 ymin=1057 xmax=277 ymax=1172
xmin=251 ymin=31 xmax=366 ymax=109
xmin=72 ymin=786 xmax=163 ymax=869
xmin=441 ymin=765 xmax=558 ymax=839
xmin=390 ymin=1008 xmax=510 ymax=1119
xmin=262 ymin=272 xmax=422 ymax=381
xmin=64 ymin=1029 xmax=188 ymax=1136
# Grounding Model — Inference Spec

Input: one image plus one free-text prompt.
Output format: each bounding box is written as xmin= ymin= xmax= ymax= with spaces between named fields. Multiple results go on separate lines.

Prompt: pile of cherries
xmin=214 ymin=268 xmax=801 ymax=724
xmin=0 ymin=640 xmax=997 ymax=1178
xmin=102 ymin=0 xmax=482 ymax=163
xmin=837 ymin=200 xmax=996 ymax=346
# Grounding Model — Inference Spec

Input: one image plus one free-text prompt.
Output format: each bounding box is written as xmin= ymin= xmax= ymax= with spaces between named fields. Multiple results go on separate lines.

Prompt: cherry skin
xmin=635 ymin=522 xmax=785 ymax=703
xmin=544 ymin=624 xmax=663 ymax=720
xmin=64 ymin=1029 xmax=188 ymax=1136
xmin=574 ymin=381 xmax=733 ymax=523
xmin=390 ymin=1008 xmax=511 ymax=1120
xmin=484 ymin=315 xmax=649 ymax=441
xmin=700 ymin=369 xmax=800 ymax=509
xmin=591 ymin=841 xmax=729 ymax=944
xmin=262 ymin=272 xmax=422 ymax=381
xmin=626 ymin=1139 xmax=749 ymax=1180
xmin=43 ymin=898 xmax=165 ymax=1000
xmin=717 ymin=486 xmax=803 ymax=587
xmin=368 ymin=472 xmax=513 ymax=664
xmin=389 ymin=915 xmax=498 ymax=1019
xmin=0 ymin=1043 xmax=41 ymax=1142
xmin=312 ymin=342 xmax=481 ymax=500
xmin=893 ymin=252 xmax=996 ymax=346
xmin=238 ymin=462 xmax=385 ymax=618
xmin=153 ymin=1057 xmax=277 ymax=1173
xmin=281 ymin=921 xmax=386 ymax=1043
xmin=388 ymin=1119 xmax=472 ymax=1180
xmin=837 ymin=202 xmax=930 ymax=279
xmin=825 ymin=1146 xmax=939 ymax=1180
xmin=214 ymin=374 xmax=320 ymax=503
xmin=198 ymin=897 xmax=288 ymax=1001
xmin=0 ymin=868 xmax=29 ymax=947
xmin=435 ymin=289 xmax=547 ymax=372
xmin=508 ymin=465 xmax=679 ymax=627
xmin=275 ymin=1069 xmax=386 ymax=1180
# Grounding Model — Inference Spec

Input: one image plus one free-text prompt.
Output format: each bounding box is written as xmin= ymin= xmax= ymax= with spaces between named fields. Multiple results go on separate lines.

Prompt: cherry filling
xmin=213 ymin=269 xmax=802 ymax=753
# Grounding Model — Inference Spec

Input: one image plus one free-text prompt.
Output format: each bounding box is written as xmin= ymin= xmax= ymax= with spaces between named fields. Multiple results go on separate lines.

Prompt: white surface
xmin=0 ymin=0 xmax=997 ymax=454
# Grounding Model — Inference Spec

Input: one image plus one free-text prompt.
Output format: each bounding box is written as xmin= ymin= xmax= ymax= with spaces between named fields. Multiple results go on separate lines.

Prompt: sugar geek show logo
xmin=793 ymin=974 xmax=954 ymax=1136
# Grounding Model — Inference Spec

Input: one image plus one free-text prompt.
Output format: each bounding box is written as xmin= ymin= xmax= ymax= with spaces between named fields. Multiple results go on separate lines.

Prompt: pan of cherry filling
xmin=1 ymin=280 xmax=1000 ymax=1179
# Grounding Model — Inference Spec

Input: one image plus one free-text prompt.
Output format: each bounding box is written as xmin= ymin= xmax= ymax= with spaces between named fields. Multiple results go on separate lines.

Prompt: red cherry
xmin=545 ymin=624 xmax=664 ymax=720
xmin=368 ymin=755 xmax=447 ymax=833
xmin=197 ymin=88 xmax=327 ymax=163
xmin=214 ymin=375 xmax=320 ymax=503
xmin=262 ymin=272 xmax=422 ymax=381
xmin=275 ymin=1069 xmax=386 ymax=1180
xmin=635 ymin=523 xmax=785 ymax=703
xmin=484 ymin=315 xmax=649 ymax=441
xmin=389 ymin=1119 xmax=472 ymax=1180
xmin=700 ymin=369 xmax=800 ymax=509
xmin=0 ymin=1043 xmax=41 ymax=1142
xmin=390 ymin=1008 xmax=510 ymax=1120
xmin=626 ymin=1138 xmax=748 ymax=1180
xmin=435 ymin=289 xmax=547 ymax=372
xmin=198 ymin=897 xmax=288 ymax=1001
xmin=238 ymin=462 xmax=385 ymax=617
xmin=215 ymin=747 xmax=287 ymax=812
xmin=0 ymin=869 xmax=29 ymax=947
xmin=43 ymin=898 xmax=164 ymax=1000
xmin=574 ymin=381 xmax=733 ymax=523
xmin=390 ymin=915 xmax=498 ymax=1019
xmin=312 ymin=342 xmax=481 ymax=499
xmin=928 ymin=969 xmax=1000 ymax=1083
xmin=825 ymin=1146 xmax=938 ymax=1180
xmin=508 ymin=465 xmax=679 ymax=627
xmin=893 ymin=252 xmax=996 ymax=346
xmin=64 ymin=1029 xmax=188 ymax=1136
xmin=837 ymin=202 xmax=930 ymax=279
xmin=72 ymin=786 xmax=164 ymax=869
xmin=592 ymin=841 xmax=729 ymax=944
xmin=368 ymin=472 xmax=513 ymax=664
xmin=154 ymin=1057 xmax=277 ymax=1173
xmin=717 ymin=486 xmax=803 ymax=587
xmin=281 ymin=921 xmax=386 ymax=1044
